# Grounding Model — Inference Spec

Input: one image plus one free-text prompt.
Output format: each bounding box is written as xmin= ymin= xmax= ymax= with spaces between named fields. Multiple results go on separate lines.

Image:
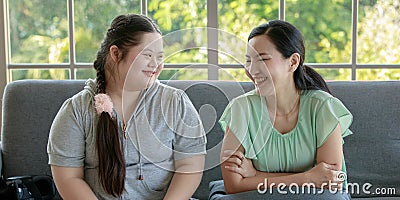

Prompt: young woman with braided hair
xmin=48 ymin=14 xmax=206 ymax=200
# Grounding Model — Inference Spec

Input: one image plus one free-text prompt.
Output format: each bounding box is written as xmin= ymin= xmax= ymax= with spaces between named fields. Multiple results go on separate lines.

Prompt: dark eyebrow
xmin=258 ymin=52 xmax=271 ymax=56
xmin=142 ymin=49 xmax=152 ymax=53
xmin=143 ymin=49 xmax=164 ymax=54
xmin=246 ymin=53 xmax=271 ymax=58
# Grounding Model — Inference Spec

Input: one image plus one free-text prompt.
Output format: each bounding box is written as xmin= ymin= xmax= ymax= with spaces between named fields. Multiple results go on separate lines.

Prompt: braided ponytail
xmin=94 ymin=47 xmax=125 ymax=196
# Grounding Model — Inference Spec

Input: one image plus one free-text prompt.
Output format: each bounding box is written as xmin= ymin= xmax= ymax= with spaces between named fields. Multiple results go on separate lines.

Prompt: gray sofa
xmin=1 ymin=80 xmax=399 ymax=199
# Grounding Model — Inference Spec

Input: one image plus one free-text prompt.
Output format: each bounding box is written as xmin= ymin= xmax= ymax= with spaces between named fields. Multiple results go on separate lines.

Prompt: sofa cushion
xmin=1 ymin=80 xmax=86 ymax=177
xmin=329 ymin=81 xmax=400 ymax=198
xmin=162 ymin=81 xmax=254 ymax=199
xmin=1 ymin=80 xmax=400 ymax=199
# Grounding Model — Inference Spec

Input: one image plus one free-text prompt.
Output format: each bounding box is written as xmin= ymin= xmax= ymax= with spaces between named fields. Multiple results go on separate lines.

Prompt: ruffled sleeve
xmin=315 ymin=97 xmax=353 ymax=148
xmin=219 ymin=97 xmax=258 ymax=159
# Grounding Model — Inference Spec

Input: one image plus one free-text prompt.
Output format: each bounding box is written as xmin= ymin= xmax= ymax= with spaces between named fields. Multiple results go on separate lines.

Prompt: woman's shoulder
xmin=72 ymin=79 xmax=95 ymax=100
xmin=301 ymin=89 xmax=348 ymax=113
xmin=61 ymin=79 xmax=96 ymax=111
xmin=158 ymin=81 xmax=184 ymax=94
xmin=220 ymin=90 xmax=261 ymax=114
xmin=231 ymin=89 xmax=259 ymax=104
xmin=301 ymin=89 xmax=334 ymax=102
xmin=157 ymin=81 xmax=187 ymax=100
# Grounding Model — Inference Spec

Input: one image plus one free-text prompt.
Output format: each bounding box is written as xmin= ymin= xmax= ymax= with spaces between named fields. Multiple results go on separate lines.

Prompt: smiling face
xmin=121 ymin=32 xmax=164 ymax=91
xmin=246 ymin=35 xmax=293 ymax=97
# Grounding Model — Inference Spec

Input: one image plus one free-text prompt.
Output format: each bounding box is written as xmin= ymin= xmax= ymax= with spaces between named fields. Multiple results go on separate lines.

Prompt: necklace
xmin=276 ymin=91 xmax=300 ymax=117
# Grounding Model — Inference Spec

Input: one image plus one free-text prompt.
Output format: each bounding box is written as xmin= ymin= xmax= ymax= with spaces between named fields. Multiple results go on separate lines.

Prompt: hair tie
xmin=94 ymin=93 xmax=114 ymax=117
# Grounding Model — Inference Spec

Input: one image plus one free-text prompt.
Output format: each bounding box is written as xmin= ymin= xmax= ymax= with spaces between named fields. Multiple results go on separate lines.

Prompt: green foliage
xmin=11 ymin=69 xmax=69 ymax=80
xmin=7 ymin=0 xmax=400 ymax=81
xmin=148 ymin=0 xmax=209 ymax=79
xmin=355 ymin=0 xmax=400 ymax=80
xmin=149 ymin=0 xmax=207 ymax=33
xmin=286 ymin=0 xmax=352 ymax=63
xmin=218 ymin=0 xmax=276 ymax=65
xmin=73 ymin=0 xmax=141 ymax=63
xmin=329 ymin=0 xmax=400 ymax=80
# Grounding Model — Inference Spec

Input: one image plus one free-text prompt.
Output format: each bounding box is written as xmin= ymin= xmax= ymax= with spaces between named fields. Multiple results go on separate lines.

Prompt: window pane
xmin=357 ymin=69 xmax=400 ymax=80
xmin=217 ymin=67 xmax=353 ymax=81
xmin=8 ymin=0 xmax=68 ymax=63
xmin=358 ymin=0 xmax=400 ymax=64
xmin=286 ymin=0 xmax=352 ymax=63
xmin=218 ymin=0 xmax=278 ymax=64
xmin=219 ymin=68 xmax=249 ymax=81
xmin=11 ymin=69 xmax=70 ymax=81
xmin=218 ymin=67 xmax=352 ymax=81
xmin=76 ymin=68 xmax=96 ymax=80
xmin=74 ymin=0 xmax=141 ymax=63
xmin=159 ymin=68 xmax=208 ymax=80
xmin=164 ymin=46 xmax=208 ymax=64
xmin=314 ymin=68 xmax=351 ymax=81
xmin=148 ymin=0 xmax=207 ymax=64
xmin=218 ymin=30 xmax=249 ymax=66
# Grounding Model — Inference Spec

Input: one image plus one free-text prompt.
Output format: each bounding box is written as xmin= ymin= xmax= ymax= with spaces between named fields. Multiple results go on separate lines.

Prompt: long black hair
xmin=93 ymin=14 xmax=161 ymax=197
xmin=248 ymin=20 xmax=331 ymax=94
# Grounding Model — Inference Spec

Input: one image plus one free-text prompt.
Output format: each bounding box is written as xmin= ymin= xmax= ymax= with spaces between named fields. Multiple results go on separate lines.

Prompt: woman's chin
xmin=257 ymin=87 xmax=274 ymax=97
xmin=123 ymin=82 xmax=148 ymax=92
xmin=123 ymin=77 xmax=155 ymax=91
xmin=145 ymin=77 xmax=157 ymax=87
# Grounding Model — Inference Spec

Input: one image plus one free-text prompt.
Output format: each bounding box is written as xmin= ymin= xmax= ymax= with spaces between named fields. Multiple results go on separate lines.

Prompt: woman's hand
xmin=305 ymin=162 xmax=345 ymax=190
xmin=221 ymin=150 xmax=256 ymax=178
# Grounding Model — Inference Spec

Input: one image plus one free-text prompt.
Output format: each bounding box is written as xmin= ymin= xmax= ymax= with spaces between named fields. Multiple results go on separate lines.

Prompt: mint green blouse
xmin=219 ymin=89 xmax=353 ymax=174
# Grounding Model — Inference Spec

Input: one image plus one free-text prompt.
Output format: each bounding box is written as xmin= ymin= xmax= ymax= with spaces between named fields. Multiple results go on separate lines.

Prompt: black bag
xmin=0 ymin=175 xmax=56 ymax=200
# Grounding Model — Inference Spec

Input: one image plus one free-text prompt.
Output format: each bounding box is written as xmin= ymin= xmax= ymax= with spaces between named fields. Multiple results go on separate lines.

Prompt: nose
xmin=247 ymin=61 xmax=259 ymax=76
xmin=148 ymin=56 xmax=157 ymax=68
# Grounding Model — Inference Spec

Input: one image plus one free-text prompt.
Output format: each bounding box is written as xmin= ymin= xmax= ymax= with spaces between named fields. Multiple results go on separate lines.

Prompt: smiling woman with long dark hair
xmin=219 ymin=20 xmax=353 ymax=199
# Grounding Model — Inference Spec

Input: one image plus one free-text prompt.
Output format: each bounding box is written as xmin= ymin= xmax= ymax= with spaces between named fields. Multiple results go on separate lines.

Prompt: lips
xmin=143 ymin=70 xmax=158 ymax=77
xmin=254 ymin=77 xmax=267 ymax=85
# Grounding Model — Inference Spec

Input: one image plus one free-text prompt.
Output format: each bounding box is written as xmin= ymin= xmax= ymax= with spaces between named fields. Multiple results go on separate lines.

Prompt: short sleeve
xmin=47 ymin=99 xmax=86 ymax=167
xmin=219 ymin=98 xmax=258 ymax=159
xmin=316 ymin=97 xmax=353 ymax=148
xmin=172 ymin=91 xmax=207 ymax=161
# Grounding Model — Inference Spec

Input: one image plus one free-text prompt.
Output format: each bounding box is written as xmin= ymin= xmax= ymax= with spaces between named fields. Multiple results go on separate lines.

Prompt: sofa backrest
xmin=329 ymin=81 xmax=400 ymax=198
xmin=1 ymin=80 xmax=399 ymax=199
xmin=166 ymin=81 xmax=255 ymax=199
xmin=1 ymin=80 xmax=86 ymax=178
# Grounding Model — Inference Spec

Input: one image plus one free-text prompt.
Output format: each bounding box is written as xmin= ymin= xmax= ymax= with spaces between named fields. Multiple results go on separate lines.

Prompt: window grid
xmin=207 ymin=0 xmax=219 ymax=80
xmin=1 ymin=0 xmax=9 ymax=101
xmin=279 ymin=0 xmax=285 ymax=21
xmin=351 ymin=0 xmax=358 ymax=80
xmin=68 ymin=0 xmax=76 ymax=79
xmin=2 ymin=0 xmax=400 ymax=82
